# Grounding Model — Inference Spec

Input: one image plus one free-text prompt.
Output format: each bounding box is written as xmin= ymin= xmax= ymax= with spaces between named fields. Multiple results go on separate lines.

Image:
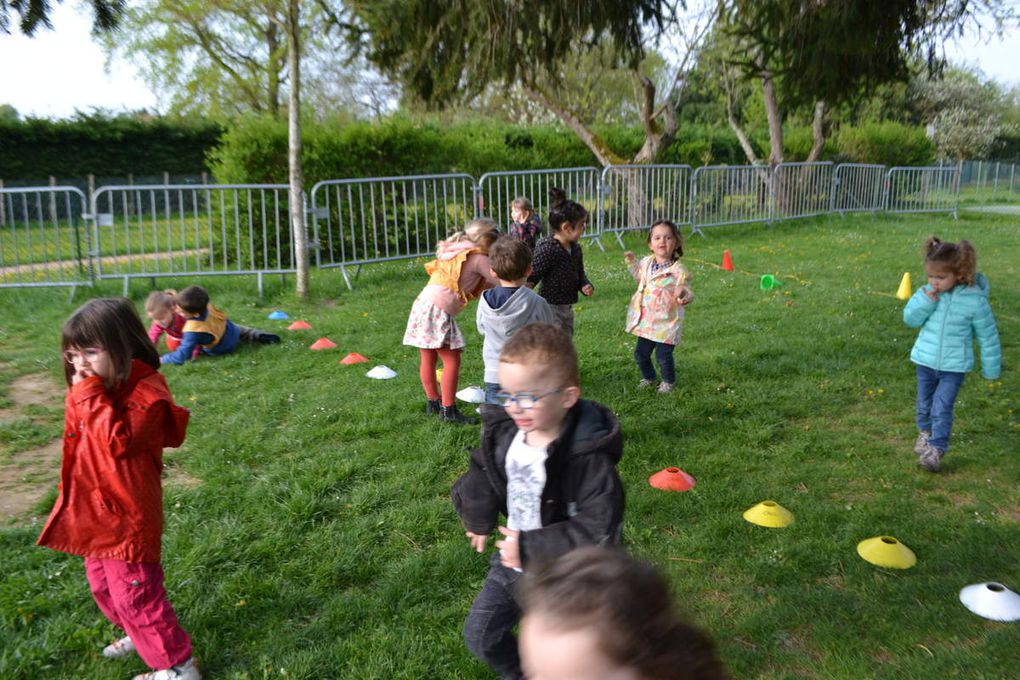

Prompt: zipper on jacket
xmin=937 ymin=289 xmax=953 ymax=369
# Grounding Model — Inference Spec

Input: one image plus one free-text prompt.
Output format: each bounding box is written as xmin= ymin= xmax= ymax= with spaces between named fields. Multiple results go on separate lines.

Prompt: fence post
xmin=49 ymin=175 xmax=58 ymax=223
xmin=0 ymin=178 xmax=5 ymax=224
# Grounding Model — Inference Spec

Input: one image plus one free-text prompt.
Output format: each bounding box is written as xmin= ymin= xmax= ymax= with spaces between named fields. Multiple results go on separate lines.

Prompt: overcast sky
xmin=1 ymin=3 xmax=1018 ymax=119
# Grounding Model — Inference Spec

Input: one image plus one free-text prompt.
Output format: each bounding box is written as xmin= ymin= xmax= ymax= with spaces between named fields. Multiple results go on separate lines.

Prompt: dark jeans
xmin=464 ymin=552 xmax=523 ymax=680
xmin=484 ymin=382 xmax=502 ymax=405
xmin=635 ymin=336 xmax=676 ymax=384
xmin=916 ymin=364 xmax=965 ymax=451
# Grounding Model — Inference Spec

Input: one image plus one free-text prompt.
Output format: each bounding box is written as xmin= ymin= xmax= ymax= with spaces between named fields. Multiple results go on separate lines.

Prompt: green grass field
xmin=1 ymin=210 xmax=1018 ymax=679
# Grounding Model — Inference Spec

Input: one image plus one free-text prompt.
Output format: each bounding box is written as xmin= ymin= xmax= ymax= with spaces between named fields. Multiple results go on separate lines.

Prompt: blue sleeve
xmin=972 ymin=298 xmax=1002 ymax=380
xmin=903 ymin=287 xmax=936 ymax=328
xmin=161 ymin=331 xmax=209 ymax=365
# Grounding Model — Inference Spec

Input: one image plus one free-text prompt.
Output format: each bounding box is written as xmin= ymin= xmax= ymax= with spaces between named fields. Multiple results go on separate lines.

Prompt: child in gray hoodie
xmin=477 ymin=237 xmax=555 ymax=404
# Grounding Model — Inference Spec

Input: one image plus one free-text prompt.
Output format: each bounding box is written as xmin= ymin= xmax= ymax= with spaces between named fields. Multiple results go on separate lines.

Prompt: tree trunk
xmin=762 ymin=72 xmax=783 ymax=166
xmin=805 ymin=100 xmax=826 ymax=163
xmin=286 ymin=0 xmax=308 ymax=297
xmin=525 ymin=85 xmax=625 ymax=167
xmin=267 ymin=21 xmax=281 ymax=119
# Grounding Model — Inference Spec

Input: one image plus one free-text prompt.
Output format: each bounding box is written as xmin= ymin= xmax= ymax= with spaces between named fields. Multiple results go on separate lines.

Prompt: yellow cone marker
xmin=742 ymin=500 xmax=794 ymax=528
xmin=896 ymin=272 xmax=912 ymax=300
xmin=856 ymin=536 xmax=916 ymax=569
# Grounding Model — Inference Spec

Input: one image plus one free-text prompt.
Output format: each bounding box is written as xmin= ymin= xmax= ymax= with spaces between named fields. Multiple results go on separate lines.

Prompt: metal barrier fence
xmin=90 ymin=184 xmax=296 ymax=295
xmin=830 ymin=164 xmax=886 ymax=214
xmin=1 ymin=163 xmax=967 ymax=292
xmin=477 ymin=167 xmax=600 ymax=231
xmin=772 ymin=162 xmax=833 ymax=220
xmin=1 ymin=186 xmax=92 ymax=289
xmin=884 ymin=167 xmax=959 ymax=216
xmin=690 ymin=165 xmax=774 ymax=236
xmin=598 ymin=165 xmax=692 ymax=247
xmin=309 ymin=174 xmax=476 ymax=290
xmin=955 ymin=159 xmax=1019 ymax=196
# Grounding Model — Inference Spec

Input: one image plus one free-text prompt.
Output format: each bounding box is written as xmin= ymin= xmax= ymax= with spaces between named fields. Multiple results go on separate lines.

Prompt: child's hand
xmin=924 ymin=288 xmax=939 ymax=302
xmin=676 ymin=286 xmax=693 ymax=306
xmin=496 ymin=526 xmax=521 ymax=569
xmin=466 ymin=531 xmax=488 ymax=553
xmin=581 ymin=283 xmax=594 ymax=297
xmin=624 ymin=251 xmax=636 ymax=265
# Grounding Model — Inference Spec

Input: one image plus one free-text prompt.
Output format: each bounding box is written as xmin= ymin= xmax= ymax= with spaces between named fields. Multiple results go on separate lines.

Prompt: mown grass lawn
xmin=1 ymin=209 xmax=1018 ymax=679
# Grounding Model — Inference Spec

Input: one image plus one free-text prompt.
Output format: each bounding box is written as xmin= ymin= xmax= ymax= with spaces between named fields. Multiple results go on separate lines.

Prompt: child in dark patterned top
xmin=508 ymin=197 xmax=543 ymax=250
xmin=527 ymin=188 xmax=593 ymax=338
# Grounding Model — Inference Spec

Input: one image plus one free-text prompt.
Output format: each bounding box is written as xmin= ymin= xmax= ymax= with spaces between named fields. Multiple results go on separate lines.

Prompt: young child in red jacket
xmin=37 ymin=298 xmax=201 ymax=680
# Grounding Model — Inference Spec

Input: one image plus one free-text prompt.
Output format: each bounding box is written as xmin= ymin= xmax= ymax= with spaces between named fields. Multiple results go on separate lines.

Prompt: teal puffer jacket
xmin=903 ymin=273 xmax=1001 ymax=379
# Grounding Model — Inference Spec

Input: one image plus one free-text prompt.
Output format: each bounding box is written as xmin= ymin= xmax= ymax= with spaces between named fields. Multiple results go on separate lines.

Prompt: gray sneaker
xmin=657 ymin=382 xmax=675 ymax=394
xmin=919 ymin=443 xmax=945 ymax=472
xmin=913 ymin=430 xmax=931 ymax=456
xmin=638 ymin=379 xmax=657 ymax=390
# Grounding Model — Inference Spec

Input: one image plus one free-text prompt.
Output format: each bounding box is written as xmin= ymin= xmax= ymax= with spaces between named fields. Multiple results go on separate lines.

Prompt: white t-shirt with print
xmin=505 ymin=429 xmax=548 ymax=532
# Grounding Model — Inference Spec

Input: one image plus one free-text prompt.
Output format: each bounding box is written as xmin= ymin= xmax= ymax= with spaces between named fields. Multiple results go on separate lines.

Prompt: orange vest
xmin=425 ymin=248 xmax=487 ymax=304
xmin=182 ymin=304 xmax=228 ymax=349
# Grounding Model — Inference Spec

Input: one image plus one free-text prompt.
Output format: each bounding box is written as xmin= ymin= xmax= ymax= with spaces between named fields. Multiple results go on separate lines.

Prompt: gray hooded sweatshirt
xmin=476 ymin=286 xmax=555 ymax=383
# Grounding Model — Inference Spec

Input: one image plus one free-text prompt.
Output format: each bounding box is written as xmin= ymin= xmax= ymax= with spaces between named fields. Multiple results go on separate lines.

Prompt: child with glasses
xmin=451 ymin=323 xmax=624 ymax=679
xmin=39 ymin=298 xmax=201 ymax=680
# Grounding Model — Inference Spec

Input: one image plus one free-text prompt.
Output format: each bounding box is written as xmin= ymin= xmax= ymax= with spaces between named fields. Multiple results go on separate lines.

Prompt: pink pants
xmin=84 ymin=557 xmax=192 ymax=669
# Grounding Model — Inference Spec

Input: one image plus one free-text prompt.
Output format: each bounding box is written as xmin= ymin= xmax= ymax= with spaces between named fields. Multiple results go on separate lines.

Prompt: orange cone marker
xmin=721 ymin=250 xmax=734 ymax=271
xmin=649 ymin=467 xmax=696 ymax=492
xmin=340 ymin=352 xmax=368 ymax=364
xmin=309 ymin=337 xmax=337 ymax=350
xmin=288 ymin=320 xmax=312 ymax=330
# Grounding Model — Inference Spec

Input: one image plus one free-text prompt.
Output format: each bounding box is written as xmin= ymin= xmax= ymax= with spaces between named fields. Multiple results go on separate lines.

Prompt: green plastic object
xmin=760 ymin=275 xmax=783 ymax=290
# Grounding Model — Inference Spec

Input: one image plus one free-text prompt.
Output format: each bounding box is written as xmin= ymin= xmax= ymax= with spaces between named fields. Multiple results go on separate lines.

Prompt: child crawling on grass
xmin=160 ymin=285 xmax=279 ymax=365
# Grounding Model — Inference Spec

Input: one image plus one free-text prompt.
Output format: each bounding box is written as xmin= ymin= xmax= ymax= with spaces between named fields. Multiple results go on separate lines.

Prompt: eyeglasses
xmin=492 ymin=388 xmax=562 ymax=410
xmin=63 ymin=347 xmax=105 ymax=364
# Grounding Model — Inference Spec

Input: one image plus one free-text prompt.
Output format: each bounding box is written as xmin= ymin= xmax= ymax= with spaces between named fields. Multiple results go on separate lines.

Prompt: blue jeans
xmin=635 ymin=337 xmax=676 ymax=384
xmin=484 ymin=382 xmax=502 ymax=405
xmin=916 ymin=365 xmax=965 ymax=452
xmin=463 ymin=552 xmax=523 ymax=679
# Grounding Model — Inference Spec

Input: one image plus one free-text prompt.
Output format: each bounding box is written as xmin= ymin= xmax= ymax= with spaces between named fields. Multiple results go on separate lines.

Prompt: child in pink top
xmin=145 ymin=290 xmax=198 ymax=359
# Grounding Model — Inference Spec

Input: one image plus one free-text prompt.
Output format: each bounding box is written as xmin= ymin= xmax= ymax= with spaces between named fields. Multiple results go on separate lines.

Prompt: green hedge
xmin=0 ymin=115 xmax=222 ymax=181
xmin=833 ymin=121 xmax=935 ymax=166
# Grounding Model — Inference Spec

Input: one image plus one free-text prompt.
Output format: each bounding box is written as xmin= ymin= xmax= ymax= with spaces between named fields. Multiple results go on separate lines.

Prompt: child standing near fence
xmin=528 ymin=188 xmax=593 ymax=337
xmin=623 ymin=220 xmax=694 ymax=394
xmin=403 ymin=219 xmax=501 ymax=424
xmin=508 ymin=197 xmax=543 ymax=251
xmin=903 ymin=236 xmax=1001 ymax=472
xmin=38 ymin=298 xmax=200 ymax=680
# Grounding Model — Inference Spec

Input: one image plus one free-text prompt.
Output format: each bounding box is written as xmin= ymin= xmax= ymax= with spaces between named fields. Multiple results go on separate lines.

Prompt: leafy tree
xmin=0 ymin=103 xmax=19 ymax=122
xmin=346 ymin=0 xmax=714 ymax=166
xmin=0 ymin=0 xmax=122 ymax=36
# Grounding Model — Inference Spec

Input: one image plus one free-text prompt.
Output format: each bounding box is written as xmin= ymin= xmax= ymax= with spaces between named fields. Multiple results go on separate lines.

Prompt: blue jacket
xmin=160 ymin=312 xmax=240 ymax=365
xmin=903 ymin=273 xmax=1001 ymax=379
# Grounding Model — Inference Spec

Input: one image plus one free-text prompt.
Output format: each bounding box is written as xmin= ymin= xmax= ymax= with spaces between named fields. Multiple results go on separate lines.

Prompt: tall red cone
xmin=721 ymin=249 xmax=734 ymax=271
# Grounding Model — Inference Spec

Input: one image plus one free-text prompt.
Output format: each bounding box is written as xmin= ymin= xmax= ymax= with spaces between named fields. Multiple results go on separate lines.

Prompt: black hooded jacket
xmin=451 ymin=399 xmax=624 ymax=567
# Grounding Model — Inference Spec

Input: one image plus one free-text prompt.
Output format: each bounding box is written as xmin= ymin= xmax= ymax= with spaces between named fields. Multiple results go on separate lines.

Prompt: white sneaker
xmin=657 ymin=382 xmax=675 ymax=394
xmin=102 ymin=636 xmax=136 ymax=659
xmin=131 ymin=657 xmax=202 ymax=680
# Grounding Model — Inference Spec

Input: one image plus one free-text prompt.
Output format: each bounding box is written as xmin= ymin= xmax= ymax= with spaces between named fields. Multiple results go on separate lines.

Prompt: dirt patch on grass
xmin=163 ymin=463 xmax=202 ymax=489
xmin=0 ymin=372 xmax=64 ymax=525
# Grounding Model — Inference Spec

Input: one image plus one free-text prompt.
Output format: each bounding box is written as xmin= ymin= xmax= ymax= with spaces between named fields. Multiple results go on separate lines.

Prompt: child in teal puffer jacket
xmin=903 ymin=236 xmax=1001 ymax=472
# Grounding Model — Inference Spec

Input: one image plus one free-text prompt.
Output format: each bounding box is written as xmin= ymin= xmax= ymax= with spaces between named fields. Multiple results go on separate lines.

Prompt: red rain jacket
xmin=37 ymin=360 xmax=189 ymax=563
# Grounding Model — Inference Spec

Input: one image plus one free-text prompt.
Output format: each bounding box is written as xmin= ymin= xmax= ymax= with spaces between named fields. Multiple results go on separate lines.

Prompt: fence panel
xmin=773 ymin=162 xmax=833 ymax=220
xmin=0 ymin=186 xmax=92 ymax=289
xmin=884 ymin=167 xmax=959 ymax=216
xmin=310 ymin=174 xmax=476 ymax=287
xmin=477 ymin=167 xmax=600 ymax=232
xmin=690 ymin=165 xmax=773 ymax=235
xmin=598 ymin=165 xmax=692 ymax=245
xmin=90 ymin=184 xmax=296 ymax=293
xmin=830 ymin=164 xmax=886 ymax=214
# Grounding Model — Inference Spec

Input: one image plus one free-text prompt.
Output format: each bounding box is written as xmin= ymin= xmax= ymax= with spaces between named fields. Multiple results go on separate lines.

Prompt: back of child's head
xmin=520 ymin=546 xmax=728 ymax=680
xmin=650 ymin=219 xmax=684 ymax=260
xmin=488 ymin=236 xmax=532 ymax=281
xmin=61 ymin=298 xmax=160 ymax=386
xmin=548 ymin=187 xmax=587 ymax=234
xmin=511 ymin=196 xmax=534 ymax=215
xmin=442 ymin=218 xmax=500 ymax=254
xmin=144 ymin=289 xmax=177 ymax=314
xmin=500 ymin=322 xmax=579 ymax=388
xmin=924 ymin=236 xmax=976 ymax=286
xmin=175 ymin=285 xmax=210 ymax=314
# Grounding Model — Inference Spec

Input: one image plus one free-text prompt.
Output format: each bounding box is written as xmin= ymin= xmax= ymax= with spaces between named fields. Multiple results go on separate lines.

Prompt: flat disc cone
xmin=288 ymin=320 xmax=312 ymax=330
xmin=959 ymin=582 xmax=1020 ymax=622
xmin=309 ymin=337 xmax=337 ymax=350
xmin=856 ymin=536 xmax=916 ymax=569
xmin=268 ymin=310 xmax=289 ymax=319
xmin=742 ymin=500 xmax=794 ymax=527
xmin=649 ymin=467 xmax=696 ymax=491
xmin=340 ymin=352 xmax=368 ymax=364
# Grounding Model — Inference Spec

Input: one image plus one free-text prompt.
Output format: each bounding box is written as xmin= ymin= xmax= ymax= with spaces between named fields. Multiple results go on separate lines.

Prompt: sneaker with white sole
xmin=102 ymin=635 xmax=136 ymax=659
xmin=913 ymin=430 xmax=931 ymax=456
xmin=131 ymin=657 xmax=201 ymax=680
xmin=657 ymin=382 xmax=675 ymax=394
xmin=638 ymin=379 xmax=656 ymax=390
xmin=919 ymin=443 xmax=945 ymax=473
